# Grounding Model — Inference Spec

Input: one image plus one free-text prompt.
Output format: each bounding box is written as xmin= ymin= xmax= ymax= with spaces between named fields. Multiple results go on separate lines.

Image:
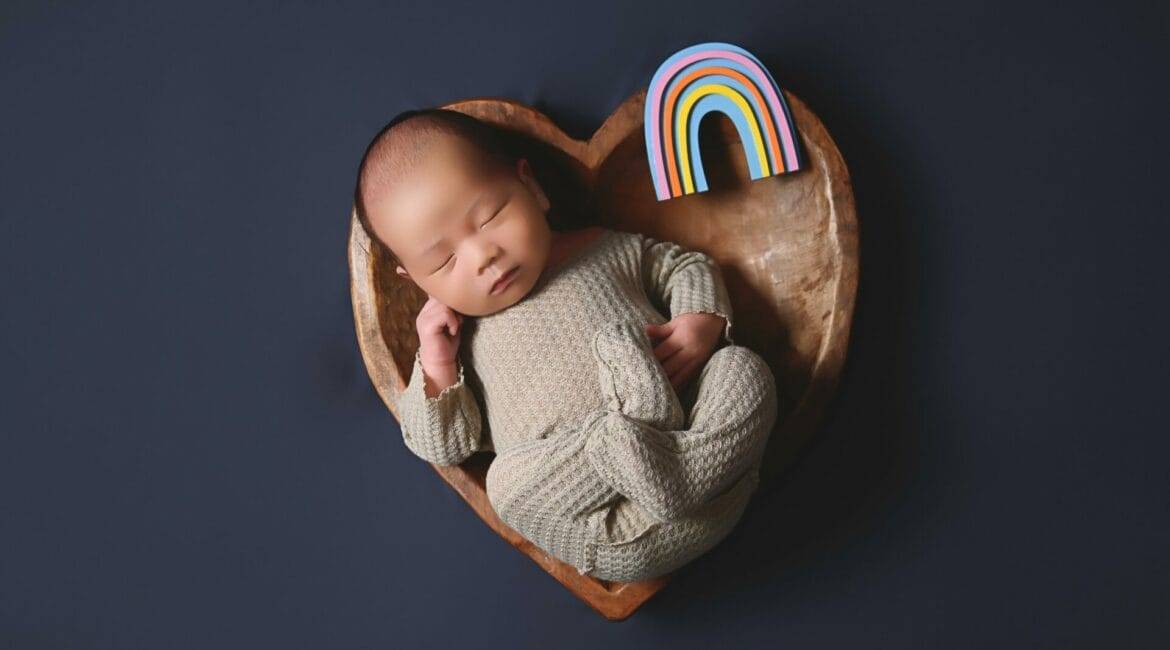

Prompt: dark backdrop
xmin=2 ymin=1 xmax=1167 ymax=647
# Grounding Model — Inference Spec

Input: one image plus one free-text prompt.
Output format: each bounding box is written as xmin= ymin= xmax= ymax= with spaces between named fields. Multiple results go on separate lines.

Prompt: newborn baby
xmin=354 ymin=108 xmax=779 ymax=582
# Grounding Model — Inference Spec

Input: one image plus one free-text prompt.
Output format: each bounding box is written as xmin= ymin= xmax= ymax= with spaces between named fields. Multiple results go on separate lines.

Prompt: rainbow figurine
xmin=645 ymin=41 xmax=805 ymax=201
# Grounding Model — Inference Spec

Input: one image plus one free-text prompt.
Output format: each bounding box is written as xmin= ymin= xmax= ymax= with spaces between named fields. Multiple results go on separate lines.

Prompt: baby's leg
xmin=585 ymin=320 xmax=780 ymax=523
xmin=485 ymin=320 xmax=779 ymax=575
xmin=484 ymin=407 xmax=756 ymax=582
xmin=590 ymin=320 xmax=686 ymax=431
xmin=586 ymin=461 xmax=761 ymax=582
xmin=485 ymin=410 xmax=621 ymax=576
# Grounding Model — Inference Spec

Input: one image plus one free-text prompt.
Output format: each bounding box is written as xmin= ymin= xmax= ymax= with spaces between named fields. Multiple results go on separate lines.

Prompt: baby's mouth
xmin=490 ymin=266 xmax=519 ymax=295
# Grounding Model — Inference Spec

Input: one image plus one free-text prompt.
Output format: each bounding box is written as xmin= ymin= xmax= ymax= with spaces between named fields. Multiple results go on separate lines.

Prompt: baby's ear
xmin=517 ymin=158 xmax=550 ymax=212
xmin=395 ymin=265 xmax=410 ymax=279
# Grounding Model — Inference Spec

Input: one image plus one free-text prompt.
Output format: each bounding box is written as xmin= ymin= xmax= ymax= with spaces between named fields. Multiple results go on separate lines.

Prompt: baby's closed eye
xmin=429 ymin=198 xmax=509 ymax=275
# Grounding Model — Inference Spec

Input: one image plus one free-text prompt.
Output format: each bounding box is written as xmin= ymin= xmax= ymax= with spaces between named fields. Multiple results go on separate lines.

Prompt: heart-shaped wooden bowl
xmin=348 ymin=89 xmax=858 ymax=620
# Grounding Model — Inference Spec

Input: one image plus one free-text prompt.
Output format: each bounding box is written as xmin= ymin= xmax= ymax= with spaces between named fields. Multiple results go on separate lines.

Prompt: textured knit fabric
xmin=392 ymin=227 xmax=780 ymax=582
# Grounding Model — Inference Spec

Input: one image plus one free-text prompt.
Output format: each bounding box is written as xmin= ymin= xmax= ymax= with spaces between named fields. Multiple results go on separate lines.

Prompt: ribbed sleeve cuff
xmin=667 ymin=264 xmax=735 ymax=345
xmin=396 ymin=349 xmax=482 ymax=466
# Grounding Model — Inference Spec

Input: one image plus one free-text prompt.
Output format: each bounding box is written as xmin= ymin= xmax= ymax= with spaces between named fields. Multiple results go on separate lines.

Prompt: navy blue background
xmin=2 ymin=1 xmax=1167 ymax=647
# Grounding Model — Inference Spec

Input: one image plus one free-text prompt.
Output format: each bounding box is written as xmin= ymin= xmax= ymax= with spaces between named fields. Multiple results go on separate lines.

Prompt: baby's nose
xmin=474 ymin=244 xmax=505 ymax=273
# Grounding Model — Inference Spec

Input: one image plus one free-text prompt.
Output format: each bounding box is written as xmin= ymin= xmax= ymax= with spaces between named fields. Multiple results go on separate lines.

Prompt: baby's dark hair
xmin=353 ymin=108 xmax=519 ymax=266
xmin=353 ymin=107 xmax=591 ymax=268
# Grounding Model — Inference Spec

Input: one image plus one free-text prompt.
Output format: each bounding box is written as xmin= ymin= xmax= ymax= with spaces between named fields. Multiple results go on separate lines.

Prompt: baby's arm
xmin=639 ymin=234 xmax=735 ymax=344
xmin=394 ymin=348 xmax=485 ymax=466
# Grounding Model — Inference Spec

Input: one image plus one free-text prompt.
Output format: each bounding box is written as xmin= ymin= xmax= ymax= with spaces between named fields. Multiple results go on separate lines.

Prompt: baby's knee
xmin=485 ymin=448 xmax=532 ymax=526
xmin=695 ymin=345 xmax=780 ymax=425
xmin=483 ymin=457 xmax=511 ymax=520
xmin=708 ymin=345 xmax=776 ymax=392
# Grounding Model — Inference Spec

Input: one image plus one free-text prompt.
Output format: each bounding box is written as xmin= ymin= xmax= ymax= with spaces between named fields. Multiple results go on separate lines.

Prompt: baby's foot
xmin=591 ymin=320 xmax=685 ymax=430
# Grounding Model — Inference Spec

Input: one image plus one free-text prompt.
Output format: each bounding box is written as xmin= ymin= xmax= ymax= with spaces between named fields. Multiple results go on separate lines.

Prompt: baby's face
xmin=366 ymin=134 xmax=553 ymax=317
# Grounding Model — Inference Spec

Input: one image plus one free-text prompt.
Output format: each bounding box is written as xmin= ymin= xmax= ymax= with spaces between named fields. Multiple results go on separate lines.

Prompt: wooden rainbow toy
xmin=645 ymin=41 xmax=805 ymax=201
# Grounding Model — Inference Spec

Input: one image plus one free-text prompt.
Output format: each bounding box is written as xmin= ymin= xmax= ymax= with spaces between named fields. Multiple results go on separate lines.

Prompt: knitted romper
xmin=392 ymin=228 xmax=780 ymax=582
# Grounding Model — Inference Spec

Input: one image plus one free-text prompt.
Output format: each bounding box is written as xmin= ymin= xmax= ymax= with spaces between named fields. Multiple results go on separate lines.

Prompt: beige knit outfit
xmin=392 ymin=228 xmax=779 ymax=582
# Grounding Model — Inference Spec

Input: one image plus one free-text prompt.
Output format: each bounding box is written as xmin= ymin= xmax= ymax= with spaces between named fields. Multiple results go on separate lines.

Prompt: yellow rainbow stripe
xmin=677 ymin=85 xmax=771 ymax=195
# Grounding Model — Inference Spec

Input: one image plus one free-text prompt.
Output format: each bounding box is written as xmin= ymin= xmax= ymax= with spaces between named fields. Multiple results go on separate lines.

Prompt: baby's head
xmin=354 ymin=108 xmax=554 ymax=317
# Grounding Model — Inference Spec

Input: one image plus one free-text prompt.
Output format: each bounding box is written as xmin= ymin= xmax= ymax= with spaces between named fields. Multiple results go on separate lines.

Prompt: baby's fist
xmin=645 ymin=312 xmax=727 ymax=391
xmin=416 ymin=295 xmax=464 ymax=367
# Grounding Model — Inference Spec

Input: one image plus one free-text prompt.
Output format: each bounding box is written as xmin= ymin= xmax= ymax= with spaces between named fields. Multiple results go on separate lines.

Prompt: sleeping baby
xmin=353 ymin=107 xmax=780 ymax=582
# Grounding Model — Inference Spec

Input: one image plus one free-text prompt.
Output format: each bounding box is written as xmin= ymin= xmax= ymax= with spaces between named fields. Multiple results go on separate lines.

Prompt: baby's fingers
xmin=661 ymin=347 xmax=694 ymax=376
xmin=668 ymin=357 xmax=701 ymax=391
xmin=651 ymin=335 xmax=683 ymax=364
xmin=444 ymin=311 xmax=461 ymax=337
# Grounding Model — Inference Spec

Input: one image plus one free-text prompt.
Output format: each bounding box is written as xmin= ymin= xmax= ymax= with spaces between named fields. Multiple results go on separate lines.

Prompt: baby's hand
xmin=417 ymin=295 xmax=464 ymax=364
xmin=645 ymin=313 xmax=727 ymax=391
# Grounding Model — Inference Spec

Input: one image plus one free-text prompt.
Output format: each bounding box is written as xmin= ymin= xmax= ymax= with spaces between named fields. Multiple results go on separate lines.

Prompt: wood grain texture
xmin=347 ymin=89 xmax=858 ymax=620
